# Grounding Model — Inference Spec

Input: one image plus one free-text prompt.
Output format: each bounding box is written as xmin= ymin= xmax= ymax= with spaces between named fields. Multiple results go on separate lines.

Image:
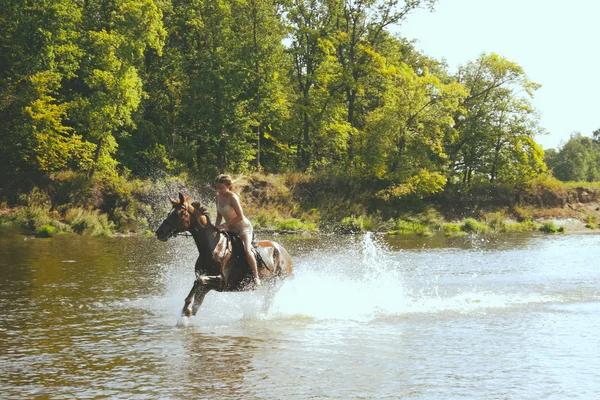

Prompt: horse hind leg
xmin=261 ymin=280 xmax=282 ymax=314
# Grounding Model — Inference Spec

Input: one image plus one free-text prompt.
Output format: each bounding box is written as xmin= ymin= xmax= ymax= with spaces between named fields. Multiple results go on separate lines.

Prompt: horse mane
xmin=191 ymin=201 xmax=212 ymax=225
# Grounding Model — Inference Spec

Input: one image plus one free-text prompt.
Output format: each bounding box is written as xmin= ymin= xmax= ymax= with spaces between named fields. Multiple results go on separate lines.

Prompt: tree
xmin=357 ymin=59 xmax=466 ymax=188
xmin=285 ymin=0 xmax=339 ymax=170
xmin=0 ymin=0 xmax=86 ymax=181
xmin=329 ymin=0 xmax=436 ymax=131
xmin=231 ymin=0 xmax=292 ymax=172
xmin=71 ymin=0 xmax=166 ymax=178
xmin=545 ymin=132 xmax=600 ymax=182
xmin=447 ymin=53 xmax=546 ymax=185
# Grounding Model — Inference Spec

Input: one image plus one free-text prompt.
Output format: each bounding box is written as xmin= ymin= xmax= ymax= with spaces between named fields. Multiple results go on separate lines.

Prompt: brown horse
xmin=155 ymin=192 xmax=293 ymax=318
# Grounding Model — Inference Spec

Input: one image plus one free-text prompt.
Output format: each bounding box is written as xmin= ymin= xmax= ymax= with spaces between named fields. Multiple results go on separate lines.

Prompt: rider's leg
xmin=241 ymin=233 xmax=261 ymax=286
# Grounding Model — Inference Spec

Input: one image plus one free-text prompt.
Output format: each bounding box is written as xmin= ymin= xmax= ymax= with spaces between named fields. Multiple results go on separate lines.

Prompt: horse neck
xmin=189 ymin=217 xmax=219 ymax=256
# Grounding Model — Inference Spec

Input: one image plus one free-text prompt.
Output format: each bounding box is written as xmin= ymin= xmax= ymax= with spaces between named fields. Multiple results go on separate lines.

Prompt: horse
xmin=155 ymin=192 xmax=293 ymax=318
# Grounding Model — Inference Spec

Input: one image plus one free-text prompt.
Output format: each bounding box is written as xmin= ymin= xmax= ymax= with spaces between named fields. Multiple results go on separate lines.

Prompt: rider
xmin=214 ymin=174 xmax=261 ymax=287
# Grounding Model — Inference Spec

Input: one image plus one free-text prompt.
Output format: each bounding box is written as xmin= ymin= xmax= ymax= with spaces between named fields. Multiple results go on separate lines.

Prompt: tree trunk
xmin=88 ymin=137 xmax=104 ymax=178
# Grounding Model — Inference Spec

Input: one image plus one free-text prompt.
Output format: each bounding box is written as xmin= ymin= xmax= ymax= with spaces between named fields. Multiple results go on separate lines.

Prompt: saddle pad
xmin=212 ymin=234 xmax=231 ymax=263
xmin=254 ymin=245 xmax=275 ymax=273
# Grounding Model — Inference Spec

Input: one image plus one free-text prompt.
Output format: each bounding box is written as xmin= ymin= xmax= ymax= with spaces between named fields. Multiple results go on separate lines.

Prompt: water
xmin=1 ymin=228 xmax=599 ymax=399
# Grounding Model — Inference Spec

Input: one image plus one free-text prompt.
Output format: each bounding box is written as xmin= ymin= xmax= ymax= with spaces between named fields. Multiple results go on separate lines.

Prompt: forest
xmin=2 ymin=0 xmax=600 ymax=235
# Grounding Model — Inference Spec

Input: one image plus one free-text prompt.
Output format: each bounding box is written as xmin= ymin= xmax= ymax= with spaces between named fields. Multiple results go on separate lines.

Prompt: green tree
xmin=546 ymin=132 xmax=600 ymax=182
xmin=285 ymin=0 xmax=338 ymax=170
xmin=357 ymin=60 xmax=466 ymax=188
xmin=0 ymin=0 xmax=86 ymax=182
xmin=71 ymin=0 xmax=166 ymax=178
xmin=329 ymin=0 xmax=436 ymax=131
xmin=447 ymin=53 xmax=545 ymax=185
xmin=231 ymin=0 xmax=292 ymax=172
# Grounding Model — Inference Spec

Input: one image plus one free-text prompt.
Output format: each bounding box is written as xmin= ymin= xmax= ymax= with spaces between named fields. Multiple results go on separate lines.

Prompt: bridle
xmin=163 ymin=202 xmax=217 ymax=238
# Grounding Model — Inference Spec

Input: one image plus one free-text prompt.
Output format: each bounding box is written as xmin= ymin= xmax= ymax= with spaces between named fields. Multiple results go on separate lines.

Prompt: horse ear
xmin=168 ymin=195 xmax=178 ymax=205
xmin=178 ymin=192 xmax=185 ymax=204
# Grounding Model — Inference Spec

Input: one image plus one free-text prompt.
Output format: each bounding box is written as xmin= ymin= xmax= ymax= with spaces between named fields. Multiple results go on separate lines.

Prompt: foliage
xmin=544 ymin=132 xmax=600 ymax=182
xmin=461 ymin=218 xmax=490 ymax=234
xmin=441 ymin=223 xmax=465 ymax=237
xmin=275 ymin=218 xmax=316 ymax=231
xmin=585 ymin=214 xmax=597 ymax=229
xmin=3 ymin=0 xmax=595 ymax=238
xmin=388 ymin=219 xmax=431 ymax=236
xmin=336 ymin=215 xmax=376 ymax=233
xmin=538 ymin=221 xmax=565 ymax=234
xmin=35 ymin=224 xmax=56 ymax=238
xmin=447 ymin=53 xmax=546 ymax=186
xmin=64 ymin=208 xmax=114 ymax=236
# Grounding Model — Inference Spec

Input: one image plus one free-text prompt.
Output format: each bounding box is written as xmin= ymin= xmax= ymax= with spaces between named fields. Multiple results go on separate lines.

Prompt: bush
xmin=275 ymin=218 xmax=316 ymax=231
xmin=482 ymin=211 xmax=507 ymax=231
xmin=35 ymin=224 xmax=55 ymax=238
xmin=337 ymin=215 xmax=374 ymax=233
xmin=254 ymin=210 xmax=280 ymax=229
xmin=7 ymin=206 xmax=54 ymax=231
xmin=502 ymin=220 xmax=539 ymax=233
xmin=441 ymin=223 xmax=466 ymax=237
xmin=461 ymin=218 xmax=489 ymax=233
xmin=539 ymin=221 xmax=565 ymax=234
xmin=388 ymin=219 xmax=431 ymax=236
xmin=64 ymin=208 xmax=114 ymax=236
xmin=585 ymin=215 xmax=597 ymax=229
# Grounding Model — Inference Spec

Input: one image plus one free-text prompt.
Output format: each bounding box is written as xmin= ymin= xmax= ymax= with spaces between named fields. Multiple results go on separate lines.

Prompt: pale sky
xmin=398 ymin=0 xmax=599 ymax=150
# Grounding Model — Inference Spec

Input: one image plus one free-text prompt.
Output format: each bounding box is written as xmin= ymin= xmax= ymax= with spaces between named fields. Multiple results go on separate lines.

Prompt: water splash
xmin=117 ymin=232 xmax=557 ymax=325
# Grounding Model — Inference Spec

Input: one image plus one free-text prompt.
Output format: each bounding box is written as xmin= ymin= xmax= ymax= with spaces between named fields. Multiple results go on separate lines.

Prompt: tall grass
xmin=64 ymin=208 xmax=114 ymax=236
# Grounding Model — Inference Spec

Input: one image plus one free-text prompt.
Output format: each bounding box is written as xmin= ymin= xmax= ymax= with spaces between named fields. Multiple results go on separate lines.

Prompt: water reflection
xmin=1 ymin=228 xmax=600 ymax=399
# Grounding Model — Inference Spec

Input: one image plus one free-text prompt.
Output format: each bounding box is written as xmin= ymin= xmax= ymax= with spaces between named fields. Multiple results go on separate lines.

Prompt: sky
xmin=398 ymin=0 xmax=599 ymax=150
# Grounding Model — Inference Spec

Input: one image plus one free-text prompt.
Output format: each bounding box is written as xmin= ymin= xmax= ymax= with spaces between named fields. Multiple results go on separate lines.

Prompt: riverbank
xmin=1 ymin=172 xmax=600 ymax=237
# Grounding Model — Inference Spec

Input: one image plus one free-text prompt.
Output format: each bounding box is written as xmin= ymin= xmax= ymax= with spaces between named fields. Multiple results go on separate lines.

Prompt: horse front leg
xmin=182 ymin=280 xmax=199 ymax=317
xmin=190 ymin=275 xmax=222 ymax=316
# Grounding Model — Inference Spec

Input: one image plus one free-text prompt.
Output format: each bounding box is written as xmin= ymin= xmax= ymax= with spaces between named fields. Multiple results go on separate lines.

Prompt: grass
xmin=585 ymin=214 xmax=597 ymax=229
xmin=275 ymin=218 xmax=317 ymax=232
xmin=440 ymin=223 xmax=466 ymax=237
xmin=538 ymin=221 xmax=565 ymax=234
xmin=461 ymin=218 xmax=490 ymax=234
xmin=3 ymin=171 xmax=600 ymax=238
xmin=0 ymin=205 xmax=115 ymax=237
xmin=388 ymin=219 xmax=432 ymax=236
xmin=501 ymin=219 xmax=539 ymax=233
xmin=336 ymin=215 xmax=376 ymax=233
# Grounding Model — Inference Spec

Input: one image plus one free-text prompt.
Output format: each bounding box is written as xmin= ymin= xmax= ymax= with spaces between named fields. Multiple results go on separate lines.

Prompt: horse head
xmin=155 ymin=192 xmax=211 ymax=241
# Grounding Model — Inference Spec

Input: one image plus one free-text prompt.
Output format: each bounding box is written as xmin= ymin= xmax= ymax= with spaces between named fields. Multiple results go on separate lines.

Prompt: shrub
xmin=337 ymin=215 xmax=374 ymax=233
xmin=502 ymin=220 xmax=539 ymax=233
xmin=585 ymin=215 xmax=597 ymax=229
xmin=441 ymin=223 xmax=466 ymax=237
xmin=461 ymin=218 xmax=489 ymax=233
xmin=64 ymin=208 xmax=114 ymax=236
xmin=254 ymin=210 xmax=280 ymax=229
xmin=35 ymin=224 xmax=55 ymax=238
xmin=539 ymin=221 xmax=564 ymax=234
xmin=8 ymin=206 xmax=54 ymax=231
xmin=482 ymin=211 xmax=507 ymax=231
xmin=388 ymin=219 xmax=431 ymax=236
xmin=275 ymin=218 xmax=316 ymax=231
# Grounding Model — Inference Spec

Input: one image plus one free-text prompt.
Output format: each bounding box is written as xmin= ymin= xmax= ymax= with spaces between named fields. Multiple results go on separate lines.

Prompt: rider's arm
xmin=215 ymin=196 xmax=223 ymax=226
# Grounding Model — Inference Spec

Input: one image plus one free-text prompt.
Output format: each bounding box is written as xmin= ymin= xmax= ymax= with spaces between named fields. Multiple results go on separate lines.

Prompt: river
xmin=1 ymin=228 xmax=599 ymax=399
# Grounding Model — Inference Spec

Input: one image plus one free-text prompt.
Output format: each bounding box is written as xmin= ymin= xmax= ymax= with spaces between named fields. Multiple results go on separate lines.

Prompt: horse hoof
xmin=183 ymin=309 xmax=192 ymax=318
xmin=176 ymin=317 xmax=190 ymax=328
